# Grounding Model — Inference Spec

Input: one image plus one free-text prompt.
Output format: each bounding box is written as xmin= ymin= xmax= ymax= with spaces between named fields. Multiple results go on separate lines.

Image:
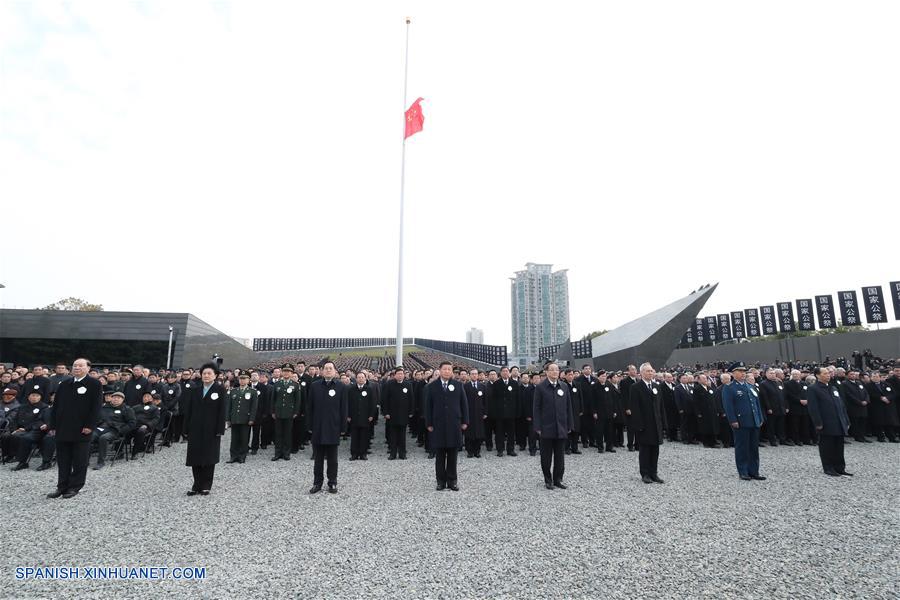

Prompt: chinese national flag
xmin=404 ymin=97 xmax=425 ymax=139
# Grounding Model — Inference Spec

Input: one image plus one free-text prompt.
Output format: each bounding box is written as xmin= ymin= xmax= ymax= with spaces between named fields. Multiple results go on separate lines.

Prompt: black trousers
xmin=567 ymin=430 xmax=580 ymax=451
xmin=627 ymin=423 xmax=638 ymax=449
xmin=679 ymin=413 xmax=694 ymax=443
xmin=614 ymin=422 xmax=625 ymax=446
xmin=7 ymin=431 xmax=53 ymax=464
xmin=850 ymin=416 xmax=868 ymax=441
xmin=484 ymin=417 xmax=495 ymax=449
xmin=540 ymin=437 xmax=566 ymax=483
xmin=515 ymin=418 xmax=528 ymax=449
xmin=291 ymin=416 xmax=304 ymax=452
xmin=313 ymin=443 xmax=338 ymax=486
xmin=273 ymin=418 xmax=293 ymax=458
xmin=718 ymin=418 xmax=734 ymax=447
xmin=527 ymin=420 xmax=539 ymax=453
xmin=788 ymin=413 xmax=811 ymax=444
xmin=93 ymin=431 xmax=121 ymax=464
xmin=191 ymin=464 xmax=215 ymax=491
xmin=350 ymin=425 xmax=370 ymax=457
xmin=55 ymin=439 xmax=90 ymax=492
xmin=767 ymin=414 xmax=786 ymax=443
xmin=580 ymin=414 xmax=595 ymax=446
xmin=435 ymin=447 xmax=458 ymax=483
xmin=131 ymin=427 xmax=152 ymax=454
xmin=494 ymin=418 xmax=516 ymax=453
xmin=638 ymin=444 xmax=660 ymax=477
xmin=230 ymin=424 xmax=250 ymax=460
xmin=388 ymin=423 xmax=407 ymax=457
xmin=464 ymin=435 xmax=482 ymax=455
xmin=595 ymin=418 xmax=614 ymax=451
xmin=250 ymin=416 xmax=270 ymax=450
xmin=818 ymin=434 xmax=845 ymax=473
xmin=165 ymin=414 xmax=184 ymax=443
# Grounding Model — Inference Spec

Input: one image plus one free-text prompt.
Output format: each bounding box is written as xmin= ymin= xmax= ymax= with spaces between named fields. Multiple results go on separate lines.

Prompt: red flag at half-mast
xmin=404 ymin=97 xmax=425 ymax=139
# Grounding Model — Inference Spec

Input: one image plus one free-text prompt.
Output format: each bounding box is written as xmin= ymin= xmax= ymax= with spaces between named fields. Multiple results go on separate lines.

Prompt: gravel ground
xmin=3 ymin=429 xmax=898 ymax=600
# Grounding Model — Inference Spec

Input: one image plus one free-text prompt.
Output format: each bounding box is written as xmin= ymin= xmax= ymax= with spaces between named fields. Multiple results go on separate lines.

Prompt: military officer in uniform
xmin=226 ymin=373 xmax=258 ymax=464
xmin=721 ymin=362 xmax=766 ymax=481
xmin=270 ymin=365 xmax=301 ymax=461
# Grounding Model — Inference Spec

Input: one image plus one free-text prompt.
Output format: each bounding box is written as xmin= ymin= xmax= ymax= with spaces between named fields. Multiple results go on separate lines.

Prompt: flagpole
xmin=396 ymin=17 xmax=411 ymax=368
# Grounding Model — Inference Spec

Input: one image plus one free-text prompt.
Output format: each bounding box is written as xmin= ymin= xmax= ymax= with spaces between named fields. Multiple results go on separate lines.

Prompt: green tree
xmin=580 ymin=330 xmax=608 ymax=341
xmin=40 ymin=297 xmax=104 ymax=311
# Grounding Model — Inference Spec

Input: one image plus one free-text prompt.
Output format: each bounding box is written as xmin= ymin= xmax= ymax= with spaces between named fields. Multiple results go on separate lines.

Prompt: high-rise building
xmin=510 ymin=263 xmax=570 ymax=360
xmin=465 ymin=327 xmax=484 ymax=344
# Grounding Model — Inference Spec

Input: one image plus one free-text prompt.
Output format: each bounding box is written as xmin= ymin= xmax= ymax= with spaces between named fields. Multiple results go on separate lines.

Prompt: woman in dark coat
xmin=182 ymin=363 xmax=226 ymax=496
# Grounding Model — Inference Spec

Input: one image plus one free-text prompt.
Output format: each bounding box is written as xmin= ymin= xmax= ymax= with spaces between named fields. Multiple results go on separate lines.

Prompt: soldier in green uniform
xmin=270 ymin=364 xmax=301 ymax=461
xmin=226 ymin=373 xmax=258 ymax=464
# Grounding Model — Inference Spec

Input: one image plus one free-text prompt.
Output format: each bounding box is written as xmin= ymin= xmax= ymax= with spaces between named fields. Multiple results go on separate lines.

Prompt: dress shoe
xmin=309 ymin=485 xmax=322 ymax=494
xmin=890 ymin=438 xmax=900 ymax=443
xmin=508 ymin=451 xmax=518 ymax=457
xmin=496 ymin=451 xmax=504 ymax=457
xmin=466 ymin=452 xmax=473 ymax=458
xmin=448 ymin=481 xmax=459 ymax=491
xmin=388 ymin=455 xmax=396 ymax=461
xmin=436 ymin=482 xmax=446 ymax=491
xmin=36 ymin=462 xmax=53 ymax=471
xmin=199 ymin=490 xmax=210 ymax=496
xmin=544 ymin=481 xmax=554 ymax=490
xmin=553 ymin=481 xmax=567 ymax=489
xmin=11 ymin=463 xmax=28 ymax=471
xmin=565 ymin=449 xmax=571 ymax=455
xmin=740 ymin=475 xmax=752 ymax=481
xmin=226 ymin=458 xmax=238 ymax=464
xmin=187 ymin=490 xmax=198 ymax=496
xmin=628 ymin=447 xmax=636 ymax=452
xmin=824 ymin=469 xmax=841 ymax=477
xmin=427 ymin=453 xmax=435 ymax=459
xmin=62 ymin=490 xmax=79 ymax=499
xmin=651 ymin=476 xmax=664 ymax=484
xmin=642 ymin=475 xmax=653 ymax=484
xmin=571 ymin=449 xmax=581 ymax=455
xmin=360 ymin=455 xmax=368 ymax=460
xmin=92 ymin=462 xmax=104 ymax=471
xmin=283 ymin=455 xmax=291 ymax=461
xmin=862 ymin=438 xmax=873 ymax=443
xmin=47 ymin=489 xmax=65 ymax=499
xmin=349 ymin=456 xmax=358 ymax=461
xmin=327 ymin=484 xmax=337 ymax=494
xmin=837 ymin=470 xmax=853 ymax=476
xmin=529 ymin=451 xmax=536 ymax=457
xmin=399 ymin=455 xmax=407 ymax=460
xmin=250 ymin=449 xmax=257 ymax=455
xmin=606 ymin=448 xmax=616 ymax=453
xmin=750 ymin=475 xmax=767 ymax=481
xmin=271 ymin=455 xmax=281 ymax=461
xmin=784 ymin=440 xmax=795 ymax=446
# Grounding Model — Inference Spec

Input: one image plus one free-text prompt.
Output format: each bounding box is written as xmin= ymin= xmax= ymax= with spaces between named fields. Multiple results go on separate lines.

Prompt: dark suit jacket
xmin=48 ymin=376 xmax=103 ymax=442
xmin=628 ymin=380 xmax=665 ymax=445
xmin=424 ymin=379 xmax=469 ymax=449
xmin=808 ymin=381 xmax=850 ymax=436
xmin=532 ymin=379 xmax=574 ymax=439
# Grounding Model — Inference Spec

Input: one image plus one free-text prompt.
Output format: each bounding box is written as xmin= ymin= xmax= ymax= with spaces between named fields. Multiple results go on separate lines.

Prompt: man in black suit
xmin=491 ymin=367 xmax=519 ymax=457
xmin=46 ymin=358 xmax=103 ymax=499
xmin=674 ymin=373 xmax=696 ymax=445
xmin=307 ymin=361 xmax=348 ymax=494
xmin=807 ymin=367 xmax=852 ymax=476
xmin=425 ymin=362 xmax=469 ymax=491
xmin=627 ymin=362 xmax=666 ymax=484
xmin=533 ymin=363 xmax=574 ymax=490
xmin=382 ymin=368 xmax=413 ymax=460
xmin=840 ymin=368 xmax=870 ymax=443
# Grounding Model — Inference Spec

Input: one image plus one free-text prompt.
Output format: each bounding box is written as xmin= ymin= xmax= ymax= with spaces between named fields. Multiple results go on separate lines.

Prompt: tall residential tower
xmin=510 ymin=263 xmax=570 ymax=361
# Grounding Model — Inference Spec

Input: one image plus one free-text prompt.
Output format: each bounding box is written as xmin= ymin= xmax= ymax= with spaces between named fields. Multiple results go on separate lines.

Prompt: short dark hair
xmin=815 ymin=366 xmax=829 ymax=376
xmin=394 ymin=367 xmax=404 ymax=374
xmin=200 ymin=362 xmax=219 ymax=376
xmin=322 ymin=361 xmax=335 ymax=369
xmin=582 ymin=364 xmax=591 ymax=370
xmin=439 ymin=361 xmax=452 ymax=369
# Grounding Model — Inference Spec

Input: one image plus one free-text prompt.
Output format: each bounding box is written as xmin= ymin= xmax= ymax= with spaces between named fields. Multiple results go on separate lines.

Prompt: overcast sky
xmin=1 ymin=2 xmax=897 ymax=347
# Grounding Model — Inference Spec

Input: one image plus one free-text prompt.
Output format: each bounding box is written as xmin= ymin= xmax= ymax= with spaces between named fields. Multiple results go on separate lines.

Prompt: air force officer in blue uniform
xmin=721 ymin=362 xmax=766 ymax=481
